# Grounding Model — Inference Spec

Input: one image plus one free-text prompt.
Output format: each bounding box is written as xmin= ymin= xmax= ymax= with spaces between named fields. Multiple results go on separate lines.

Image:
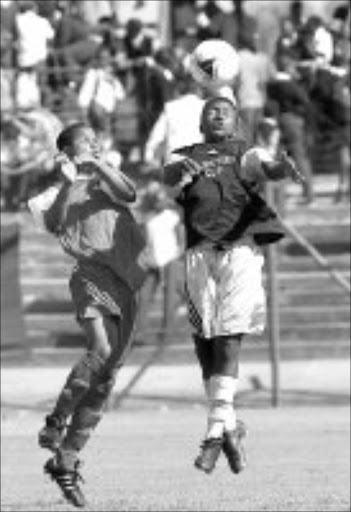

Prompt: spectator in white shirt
xmin=78 ymin=44 xmax=125 ymax=134
xmin=236 ymin=32 xmax=275 ymax=146
xmin=144 ymin=68 xmax=235 ymax=169
xmin=15 ymin=0 xmax=54 ymax=106
xmin=16 ymin=0 xmax=54 ymax=68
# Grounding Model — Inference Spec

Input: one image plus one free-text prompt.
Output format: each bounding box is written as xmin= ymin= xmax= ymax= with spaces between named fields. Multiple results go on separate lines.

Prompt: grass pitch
xmin=1 ymin=405 xmax=350 ymax=511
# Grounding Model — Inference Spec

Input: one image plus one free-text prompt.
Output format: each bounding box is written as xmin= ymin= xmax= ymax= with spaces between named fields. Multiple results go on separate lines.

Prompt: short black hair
xmin=56 ymin=122 xmax=87 ymax=152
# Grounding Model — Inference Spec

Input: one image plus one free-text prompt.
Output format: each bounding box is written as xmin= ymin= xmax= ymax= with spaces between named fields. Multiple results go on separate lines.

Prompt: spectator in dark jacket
xmin=267 ymin=53 xmax=314 ymax=203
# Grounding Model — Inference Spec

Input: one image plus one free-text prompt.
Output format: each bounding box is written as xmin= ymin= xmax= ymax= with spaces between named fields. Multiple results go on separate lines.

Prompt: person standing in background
xmin=236 ymin=31 xmax=275 ymax=146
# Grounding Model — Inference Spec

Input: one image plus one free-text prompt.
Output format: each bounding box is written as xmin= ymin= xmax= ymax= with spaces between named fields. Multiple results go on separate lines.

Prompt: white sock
xmin=205 ymin=375 xmax=238 ymax=439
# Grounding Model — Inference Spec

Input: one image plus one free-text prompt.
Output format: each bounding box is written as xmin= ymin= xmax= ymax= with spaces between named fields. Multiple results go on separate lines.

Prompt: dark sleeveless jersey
xmin=173 ymin=139 xmax=285 ymax=248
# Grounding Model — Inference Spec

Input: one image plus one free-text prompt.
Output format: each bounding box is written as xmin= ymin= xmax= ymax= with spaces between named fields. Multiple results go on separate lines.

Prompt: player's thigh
xmin=80 ymin=316 xmax=113 ymax=360
xmin=212 ymin=335 xmax=242 ymax=377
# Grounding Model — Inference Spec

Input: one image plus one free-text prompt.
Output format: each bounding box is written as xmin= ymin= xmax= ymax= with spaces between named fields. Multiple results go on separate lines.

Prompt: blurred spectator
xmin=144 ymin=47 xmax=180 ymax=137
xmin=1 ymin=1 xmax=17 ymax=112
xmin=309 ymin=66 xmax=350 ymax=201
xmin=134 ymin=180 xmax=183 ymax=339
xmin=15 ymin=0 xmax=54 ymax=105
xmin=297 ymin=15 xmax=334 ymax=64
xmin=330 ymin=3 xmax=350 ymax=67
xmin=309 ymin=16 xmax=334 ymax=64
xmin=0 ymin=108 xmax=62 ymax=210
xmin=144 ymin=69 xmax=205 ymax=167
xmin=1 ymin=0 xmax=17 ymax=67
xmin=236 ymin=32 xmax=275 ymax=146
xmin=288 ymin=0 xmax=305 ymax=32
xmin=0 ymin=66 xmax=14 ymax=112
xmin=266 ymin=53 xmax=314 ymax=203
xmin=15 ymin=2 xmax=53 ymax=67
xmin=256 ymin=116 xmax=281 ymax=157
xmin=255 ymin=116 xmax=287 ymax=214
xmin=172 ymin=0 xmax=198 ymax=53
xmin=194 ymin=0 xmax=232 ymax=43
xmin=123 ymin=17 xmax=156 ymax=61
xmin=275 ymin=17 xmax=299 ymax=64
xmin=78 ymin=44 xmax=125 ymax=134
xmin=193 ymin=0 xmax=257 ymax=50
xmin=47 ymin=1 xmax=101 ymax=91
xmin=230 ymin=0 xmax=258 ymax=50
xmin=120 ymin=18 xmax=164 ymax=154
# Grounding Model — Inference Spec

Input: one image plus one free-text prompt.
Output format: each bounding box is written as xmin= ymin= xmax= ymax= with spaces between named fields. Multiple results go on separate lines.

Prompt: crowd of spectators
xmin=0 ymin=0 xmax=350 ymax=211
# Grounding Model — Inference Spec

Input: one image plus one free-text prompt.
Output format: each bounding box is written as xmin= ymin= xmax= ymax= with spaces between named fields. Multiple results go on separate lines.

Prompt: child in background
xmin=164 ymin=96 xmax=303 ymax=475
xmin=134 ymin=180 xmax=183 ymax=340
xmin=30 ymin=123 xmax=148 ymax=508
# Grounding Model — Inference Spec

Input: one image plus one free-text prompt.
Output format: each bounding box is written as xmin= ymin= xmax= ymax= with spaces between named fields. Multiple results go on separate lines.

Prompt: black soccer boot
xmin=222 ymin=419 xmax=247 ymax=474
xmin=44 ymin=456 xmax=86 ymax=508
xmin=194 ymin=437 xmax=223 ymax=474
xmin=38 ymin=414 xmax=66 ymax=452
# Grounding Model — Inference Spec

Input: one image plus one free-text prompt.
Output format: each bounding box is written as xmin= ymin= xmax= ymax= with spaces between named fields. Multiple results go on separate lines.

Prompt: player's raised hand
xmin=55 ymin=152 xmax=77 ymax=183
xmin=280 ymin=150 xmax=306 ymax=184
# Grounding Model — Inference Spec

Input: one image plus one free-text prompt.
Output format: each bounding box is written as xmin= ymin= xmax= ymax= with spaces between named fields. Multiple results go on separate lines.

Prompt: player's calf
xmin=38 ymin=414 xmax=66 ymax=452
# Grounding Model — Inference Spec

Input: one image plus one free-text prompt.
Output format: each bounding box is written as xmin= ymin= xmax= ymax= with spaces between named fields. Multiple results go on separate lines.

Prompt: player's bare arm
xmin=262 ymin=150 xmax=306 ymax=184
xmin=242 ymin=147 xmax=306 ymax=185
xmin=76 ymin=154 xmax=137 ymax=203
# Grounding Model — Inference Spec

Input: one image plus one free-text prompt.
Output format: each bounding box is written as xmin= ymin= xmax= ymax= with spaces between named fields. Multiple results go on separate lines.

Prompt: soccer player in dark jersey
xmin=31 ymin=123 xmax=148 ymax=507
xmin=164 ymin=97 xmax=303 ymax=475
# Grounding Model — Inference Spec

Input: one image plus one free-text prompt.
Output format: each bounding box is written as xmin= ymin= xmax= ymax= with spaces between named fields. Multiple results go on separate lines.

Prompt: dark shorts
xmin=69 ymin=261 xmax=137 ymax=331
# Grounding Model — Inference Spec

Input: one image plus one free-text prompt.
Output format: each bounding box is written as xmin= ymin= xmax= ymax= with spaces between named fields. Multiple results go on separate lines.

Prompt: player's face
xmin=202 ymin=99 xmax=237 ymax=141
xmin=72 ymin=128 xmax=101 ymax=159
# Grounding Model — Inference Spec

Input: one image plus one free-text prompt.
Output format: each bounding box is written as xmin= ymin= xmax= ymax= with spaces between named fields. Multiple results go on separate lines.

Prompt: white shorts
xmin=185 ymin=238 xmax=266 ymax=338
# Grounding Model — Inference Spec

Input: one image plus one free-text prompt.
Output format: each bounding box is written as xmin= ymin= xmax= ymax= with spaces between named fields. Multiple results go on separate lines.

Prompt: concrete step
xmin=23 ymin=301 xmax=350 ymax=323
xmin=18 ymin=254 xmax=351 ymax=276
xmin=23 ymin=329 xmax=350 ymax=362
xmin=24 ymin=312 xmax=350 ymax=341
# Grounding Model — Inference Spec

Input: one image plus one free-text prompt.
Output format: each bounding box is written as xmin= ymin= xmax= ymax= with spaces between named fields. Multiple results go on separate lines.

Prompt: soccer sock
xmin=51 ymin=351 xmax=107 ymax=421
xmin=206 ymin=375 xmax=238 ymax=439
xmin=60 ymin=371 xmax=116 ymax=453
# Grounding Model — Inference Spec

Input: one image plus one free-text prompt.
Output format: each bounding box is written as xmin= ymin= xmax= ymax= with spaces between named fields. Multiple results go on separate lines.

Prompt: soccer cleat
xmin=38 ymin=414 xmax=66 ymax=452
xmin=222 ymin=419 xmax=247 ymax=474
xmin=194 ymin=437 xmax=223 ymax=474
xmin=44 ymin=457 xmax=86 ymax=508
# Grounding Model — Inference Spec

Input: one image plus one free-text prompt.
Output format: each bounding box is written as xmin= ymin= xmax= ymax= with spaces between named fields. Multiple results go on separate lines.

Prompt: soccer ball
xmin=187 ymin=39 xmax=239 ymax=90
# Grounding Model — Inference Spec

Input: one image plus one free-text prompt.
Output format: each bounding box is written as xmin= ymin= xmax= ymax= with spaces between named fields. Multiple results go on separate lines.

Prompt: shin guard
xmin=60 ymin=372 xmax=116 ymax=453
xmin=52 ymin=351 xmax=107 ymax=420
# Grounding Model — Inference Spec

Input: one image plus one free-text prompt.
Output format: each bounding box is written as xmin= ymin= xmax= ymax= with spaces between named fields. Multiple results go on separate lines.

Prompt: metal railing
xmin=265 ymin=183 xmax=350 ymax=407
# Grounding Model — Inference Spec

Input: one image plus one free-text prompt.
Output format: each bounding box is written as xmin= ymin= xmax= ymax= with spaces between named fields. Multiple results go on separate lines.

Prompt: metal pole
xmin=265 ymin=184 xmax=280 ymax=407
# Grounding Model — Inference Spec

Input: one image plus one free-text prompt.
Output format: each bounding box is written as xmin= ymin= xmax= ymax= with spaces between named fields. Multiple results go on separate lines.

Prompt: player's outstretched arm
xmin=242 ymin=147 xmax=306 ymax=184
xmin=76 ymin=155 xmax=137 ymax=203
xmin=262 ymin=150 xmax=306 ymax=184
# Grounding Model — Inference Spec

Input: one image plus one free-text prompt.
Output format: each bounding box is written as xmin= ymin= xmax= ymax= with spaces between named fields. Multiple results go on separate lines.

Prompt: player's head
xmin=56 ymin=123 xmax=100 ymax=160
xmin=200 ymin=96 xmax=238 ymax=142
